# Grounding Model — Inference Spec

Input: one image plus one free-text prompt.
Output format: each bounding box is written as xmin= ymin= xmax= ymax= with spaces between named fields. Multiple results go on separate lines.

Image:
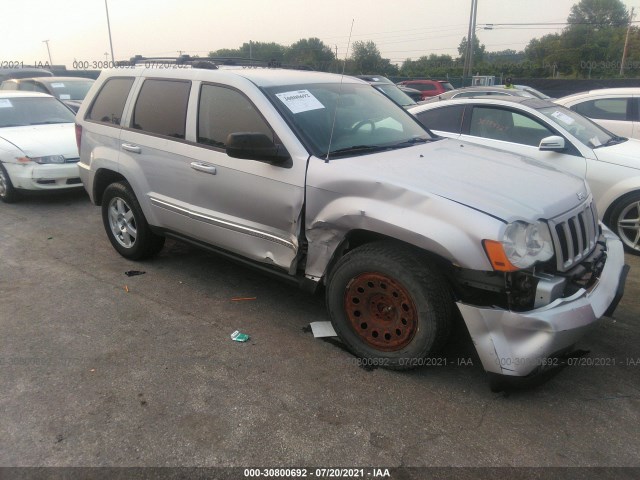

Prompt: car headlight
xmin=30 ymin=155 xmax=66 ymax=164
xmin=483 ymin=221 xmax=554 ymax=271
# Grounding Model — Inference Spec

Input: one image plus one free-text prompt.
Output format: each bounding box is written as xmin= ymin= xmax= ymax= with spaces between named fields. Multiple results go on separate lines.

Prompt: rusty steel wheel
xmin=345 ymin=273 xmax=418 ymax=351
xmin=327 ymin=242 xmax=452 ymax=369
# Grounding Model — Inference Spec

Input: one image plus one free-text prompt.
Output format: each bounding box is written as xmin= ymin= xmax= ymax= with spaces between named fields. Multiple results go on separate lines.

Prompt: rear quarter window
xmin=86 ymin=77 xmax=135 ymax=125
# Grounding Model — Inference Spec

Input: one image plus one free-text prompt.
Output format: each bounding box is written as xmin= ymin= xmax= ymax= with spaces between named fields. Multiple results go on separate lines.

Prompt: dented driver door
xmin=183 ymin=83 xmax=306 ymax=273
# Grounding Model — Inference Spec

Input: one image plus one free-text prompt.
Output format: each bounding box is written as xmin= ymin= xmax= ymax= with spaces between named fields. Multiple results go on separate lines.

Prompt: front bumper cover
xmin=456 ymin=226 xmax=627 ymax=377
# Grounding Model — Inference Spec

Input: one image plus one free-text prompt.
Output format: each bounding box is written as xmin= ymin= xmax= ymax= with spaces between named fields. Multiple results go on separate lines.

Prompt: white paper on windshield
xmin=551 ymin=110 xmax=575 ymax=125
xmin=275 ymin=90 xmax=325 ymax=114
xmin=0 ymin=99 xmax=13 ymax=108
xmin=590 ymin=136 xmax=602 ymax=147
xmin=59 ymin=94 xmax=71 ymax=100
xmin=51 ymin=83 xmax=65 ymax=88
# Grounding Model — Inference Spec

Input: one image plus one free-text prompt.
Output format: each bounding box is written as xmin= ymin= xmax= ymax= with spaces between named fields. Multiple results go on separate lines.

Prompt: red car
xmin=397 ymin=79 xmax=454 ymax=100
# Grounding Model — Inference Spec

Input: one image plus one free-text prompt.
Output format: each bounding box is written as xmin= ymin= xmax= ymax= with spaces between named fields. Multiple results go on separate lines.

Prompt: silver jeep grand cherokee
xmin=75 ymin=63 xmax=628 ymax=387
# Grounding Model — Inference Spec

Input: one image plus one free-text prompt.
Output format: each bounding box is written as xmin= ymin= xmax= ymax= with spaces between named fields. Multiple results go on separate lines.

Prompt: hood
xmin=0 ymin=123 xmax=78 ymax=159
xmin=319 ymin=138 xmax=589 ymax=223
xmin=593 ymin=138 xmax=640 ymax=170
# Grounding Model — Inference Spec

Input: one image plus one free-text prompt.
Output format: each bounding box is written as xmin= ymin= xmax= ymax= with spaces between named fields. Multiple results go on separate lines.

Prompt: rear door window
xmin=131 ymin=79 xmax=191 ymax=139
xmin=414 ymin=105 xmax=465 ymax=134
xmin=86 ymin=77 xmax=135 ymax=126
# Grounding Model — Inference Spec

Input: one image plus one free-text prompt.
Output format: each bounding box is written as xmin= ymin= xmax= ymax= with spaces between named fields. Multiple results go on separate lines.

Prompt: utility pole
xmin=42 ymin=40 xmax=53 ymax=65
xmin=463 ymin=0 xmax=478 ymax=82
xmin=105 ymin=0 xmax=115 ymax=64
xmin=620 ymin=7 xmax=635 ymax=76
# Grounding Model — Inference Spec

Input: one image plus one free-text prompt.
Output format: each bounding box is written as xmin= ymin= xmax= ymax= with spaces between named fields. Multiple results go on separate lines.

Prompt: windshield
xmin=45 ymin=80 xmax=94 ymax=100
xmin=374 ymin=84 xmax=417 ymax=107
xmin=0 ymin=96 xmax=76 ymax=127
xmin=441 ymin=82 xmax=454 ymax=91
xmin=538 ymin=105 xmax=618 ymax=148
xmin=264 ymin=83 xmax=432 ymax=159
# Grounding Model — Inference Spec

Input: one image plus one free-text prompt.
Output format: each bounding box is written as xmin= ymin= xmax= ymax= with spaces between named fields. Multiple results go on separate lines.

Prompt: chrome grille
xmin=548 ymin=200 xmax=598 ymax=272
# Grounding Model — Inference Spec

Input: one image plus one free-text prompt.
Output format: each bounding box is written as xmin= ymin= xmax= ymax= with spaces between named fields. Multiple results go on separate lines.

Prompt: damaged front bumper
xmin=456 ymin=227 xmax=627 ymax=378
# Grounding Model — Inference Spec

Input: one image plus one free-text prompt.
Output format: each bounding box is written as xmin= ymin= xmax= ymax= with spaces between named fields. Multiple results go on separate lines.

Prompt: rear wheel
xmin=0 ymin=164 xmax=19 ymax=203
xmin=101 ymin=181 xmax=165 ymax=259
xmin=608 ymin=192 xmax=640 ymax=255
xmin=326 ymin=242 xmax=453 ymax=369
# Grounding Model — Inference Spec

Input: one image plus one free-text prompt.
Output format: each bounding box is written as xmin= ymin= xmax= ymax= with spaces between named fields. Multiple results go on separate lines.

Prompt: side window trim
xmin=630 ymin=96 xmax=639 ymax=122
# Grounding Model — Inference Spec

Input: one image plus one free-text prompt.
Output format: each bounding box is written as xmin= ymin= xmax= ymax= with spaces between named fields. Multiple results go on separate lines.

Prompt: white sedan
xmin=410 ymin=96 xmax=640 ymax=254
xmin=555 ymin=88 xmax=639 ymax=140
xmin=0 ymin=91 xmax=81 ymax=203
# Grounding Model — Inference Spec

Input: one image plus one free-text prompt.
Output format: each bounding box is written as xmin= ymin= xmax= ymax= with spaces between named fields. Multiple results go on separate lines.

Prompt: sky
xmin=2 ymin=0 xmax=639 ymax=68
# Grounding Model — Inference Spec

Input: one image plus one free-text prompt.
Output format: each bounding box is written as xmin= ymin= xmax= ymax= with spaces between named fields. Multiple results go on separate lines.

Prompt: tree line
xmin=208 ymin=0 xmax=639 ymax=79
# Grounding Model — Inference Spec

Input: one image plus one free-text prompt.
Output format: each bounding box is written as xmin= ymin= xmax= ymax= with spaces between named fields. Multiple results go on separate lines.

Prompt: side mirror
xmin=539 ymin=135 xmax=566 ymax=152
xmin=226 ymin=133 xmax=291 ymax=166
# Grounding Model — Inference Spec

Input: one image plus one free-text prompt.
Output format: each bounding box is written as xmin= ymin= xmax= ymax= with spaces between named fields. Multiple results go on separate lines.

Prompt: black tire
xmin=101 ymin=181 xmax=165 ymax=260
xmin=607 ymin=191 xmax=640 ymax=255
xmin=326 ymin=242 xmax=453 ymax=370
xmin=0 ymin=163 xmax=19 ymax=203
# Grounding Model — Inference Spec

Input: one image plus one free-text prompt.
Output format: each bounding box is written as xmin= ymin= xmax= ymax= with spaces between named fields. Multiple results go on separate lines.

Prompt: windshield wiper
xmin=390 ymin=137 xmax=436 ymax=147
xmin=593 ymin=135 xmax=627 ymax=149
xmin=327 ymin=145 xmax=388 ymax=157
xmin=30 ymin=121 xmax=70 ymax=125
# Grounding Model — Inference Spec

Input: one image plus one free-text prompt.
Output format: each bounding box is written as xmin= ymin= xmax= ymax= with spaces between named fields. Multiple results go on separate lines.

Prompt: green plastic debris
xmin=231 ymin=330 xmax=250 ymax=342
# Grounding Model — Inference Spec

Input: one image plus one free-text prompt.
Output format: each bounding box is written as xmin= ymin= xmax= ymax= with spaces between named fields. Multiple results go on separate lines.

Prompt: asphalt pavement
xmin=0 ymin=190 xmax=639 ymax=474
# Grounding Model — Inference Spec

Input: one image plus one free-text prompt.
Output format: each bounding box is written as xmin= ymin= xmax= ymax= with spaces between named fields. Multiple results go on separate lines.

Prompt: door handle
xmin=121 ymin=143 xmax=141 ymax=154
xmin=190 ymin=162 xmax=217 ymax=175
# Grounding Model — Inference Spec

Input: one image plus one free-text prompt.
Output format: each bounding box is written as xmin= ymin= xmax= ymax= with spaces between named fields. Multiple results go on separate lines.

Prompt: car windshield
xmin=374 ymin=84 xmax=417 ymax=107
xmin=441 ymin=82 xmax=454 ymax=91
xmin=45 ymin=80 xmax=94 ymax=100
xmin=538 ymin=105 xmax=618 ymax=148
xmin=0 ymin=96 xmax=76 ymax=127
xmin=264 ymin=83 xmax=433 ymax=159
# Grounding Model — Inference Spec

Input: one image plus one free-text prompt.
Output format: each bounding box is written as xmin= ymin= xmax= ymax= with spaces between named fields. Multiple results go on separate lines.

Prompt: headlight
xmin=483 ymin=221 xmax=554 ymax=272
xmin=502 ymin=221 xmax=554 ymax=269
xmin=30 ymin=155 xmax=66 ymax=164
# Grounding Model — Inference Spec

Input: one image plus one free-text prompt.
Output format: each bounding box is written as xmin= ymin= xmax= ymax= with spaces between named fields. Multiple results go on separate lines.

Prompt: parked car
xmin=0 ymin=92 xmax=82 ymax=202
xmin=397 ymin=85 xmax=423 ymax=102
xmin=0 ymin=67 xmax=53 ymax=84
xmin=425 ymin=86 xmax=536 ymax=103
xmin=396 ymin=79 xmax=454 ymax=100
xmin=355 ymin=75 xmax=417 ymax=108
xmin=410 ymin=96 xmax=640 ymax=254
xmin=1 ymin=76 xmax=95 ymax=112
xmin=514 ymin=85 xmax=552 ymax=100
xmin=555 ymin=88 xmax=640 ymax=140
xmin=76 ymin=65 xmax=626 ymax=388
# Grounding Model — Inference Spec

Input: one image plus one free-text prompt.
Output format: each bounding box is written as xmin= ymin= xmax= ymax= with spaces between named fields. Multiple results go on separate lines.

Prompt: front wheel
xmin=326 ymin=242 xmax=453 ymax=369
xmin=101 ymin=181 xmax=165 ymax=260
xmin=0 ymin=163 xmax=19 ymax=203
xmin=608 ymin=192 xmax=640 ymax=255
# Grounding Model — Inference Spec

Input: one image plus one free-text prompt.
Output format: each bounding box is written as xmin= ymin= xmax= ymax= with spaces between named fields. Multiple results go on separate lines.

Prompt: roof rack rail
xmin=207 ymin=57 xmax=314 ymax=70
xmin=128 ymin=55 xmax=314 ymax=71
xmin=128 ymin=55 xmax=218 ymax=70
